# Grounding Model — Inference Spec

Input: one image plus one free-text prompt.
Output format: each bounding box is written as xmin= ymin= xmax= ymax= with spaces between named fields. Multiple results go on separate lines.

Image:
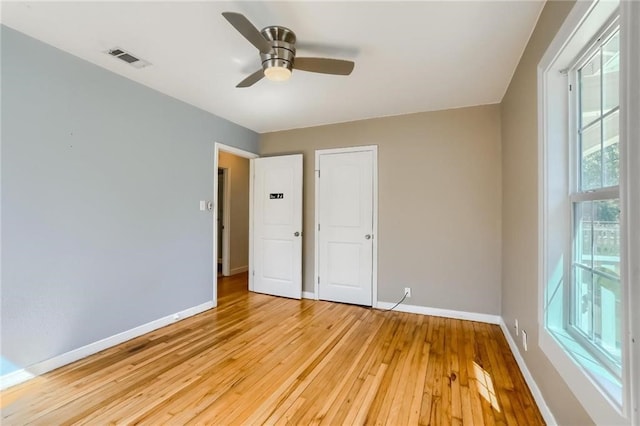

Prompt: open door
xmin=251 ymin=154 xmax=303 ymax=299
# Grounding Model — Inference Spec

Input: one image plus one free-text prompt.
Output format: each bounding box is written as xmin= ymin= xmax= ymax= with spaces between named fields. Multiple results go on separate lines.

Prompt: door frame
xmin=314 ymin=145 xmax=378 ymax=307
xmin=217 ymin=167 xmax=231 ymax=276
xmin=213 ymin=142 xmax=258 ymax=307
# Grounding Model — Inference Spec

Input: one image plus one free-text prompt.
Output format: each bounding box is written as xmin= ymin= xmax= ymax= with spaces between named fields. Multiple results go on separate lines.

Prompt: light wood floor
xmin=1 ymin=273 xmax=544 ymax=425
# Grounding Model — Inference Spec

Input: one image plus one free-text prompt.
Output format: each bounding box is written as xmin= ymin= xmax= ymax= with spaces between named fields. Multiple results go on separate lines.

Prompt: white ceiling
xmin=0 ymin=1 xmax=544 ymax=133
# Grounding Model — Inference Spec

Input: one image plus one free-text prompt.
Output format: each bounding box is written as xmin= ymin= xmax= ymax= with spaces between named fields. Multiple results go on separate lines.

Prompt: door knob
xmin=294 ymin=231 xmax=300 ymax=237
xmin=365 ymin=234 xmax=372 ymax=240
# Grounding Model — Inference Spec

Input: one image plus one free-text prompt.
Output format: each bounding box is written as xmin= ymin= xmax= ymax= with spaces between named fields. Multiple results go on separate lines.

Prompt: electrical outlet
xmin=522 ymin=330 xmax=528 ymax=351
xmin=404 ymin=287 xmax=411 ymax=298
xmin=515 ymin=319 xmax=519 ymax=336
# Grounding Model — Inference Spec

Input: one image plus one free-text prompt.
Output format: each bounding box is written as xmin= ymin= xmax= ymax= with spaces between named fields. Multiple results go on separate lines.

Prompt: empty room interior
xmin=1 ymin=1 xmax=638 ymax=425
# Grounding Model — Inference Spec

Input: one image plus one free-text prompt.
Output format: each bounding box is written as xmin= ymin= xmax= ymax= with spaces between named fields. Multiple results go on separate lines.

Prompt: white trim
xmin=499 ymin=319 xmax=558 ymax=426
xmin=539 ymin=1 xmax=618 ymax=72
xmin=302 ymin=291 xmax=315 ymax=300
xmin=0 ymin=301 xmax=214 ymax=391
xmin=248 ymin=159 xmax=255 ymax=292
xmin=620 ymin=1 xmax=640 ymax=420
xmin=314 ymin=145 xmax=378 ymax=307
xmin=570 ymin=186 xmax=620 ymax=202
xmin=229 ymin=265 xmax=248 ymax=275
xmin=1 ymin=370 xmax=35 ymax=391
xmin=375 ymin=301 xmax=500 ymax=325
xmin=213 ymin=142 xmax=259 ymax=305
xmin=312 ymin=152 xmax=320 ymax=301
xmin=372 ymin=146 xmax=378 ymax=309
xmin=216 ymin=144 xmax=259 ymax=159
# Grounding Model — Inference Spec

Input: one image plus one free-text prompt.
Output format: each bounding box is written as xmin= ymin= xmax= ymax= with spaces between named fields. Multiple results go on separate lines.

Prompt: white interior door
xmin=251 ymin=155 xmax=303 ymax=299
xmin=318 ymin=150 xmax=374 ymax=306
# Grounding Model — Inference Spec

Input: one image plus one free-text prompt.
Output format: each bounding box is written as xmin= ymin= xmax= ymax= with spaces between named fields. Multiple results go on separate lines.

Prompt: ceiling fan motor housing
xmin=260 ymin=26 xmax=296 ymax=72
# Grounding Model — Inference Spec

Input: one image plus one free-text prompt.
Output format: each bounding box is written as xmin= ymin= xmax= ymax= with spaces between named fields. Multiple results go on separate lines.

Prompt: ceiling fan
xmin=222 ymin=12 xmax=355 ymax=88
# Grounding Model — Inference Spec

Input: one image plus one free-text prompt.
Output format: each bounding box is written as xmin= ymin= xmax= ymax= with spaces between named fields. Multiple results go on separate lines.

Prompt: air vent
xmin=107 ymin=47 xmax=151 ymax=69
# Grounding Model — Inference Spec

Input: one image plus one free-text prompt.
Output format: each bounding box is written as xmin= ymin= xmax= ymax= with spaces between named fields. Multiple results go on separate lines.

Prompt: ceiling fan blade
xmin=236 ymin=69 xmax=265 ymax=88
xmin=293 ymin=57 xmax=355 ymax=75
xmin=222 ymin=12 xmax=272 ymax=54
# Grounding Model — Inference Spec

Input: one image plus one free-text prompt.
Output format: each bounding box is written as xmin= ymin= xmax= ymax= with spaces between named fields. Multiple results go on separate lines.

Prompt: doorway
xmin=213 ymin=143 xmax=258 ymax=307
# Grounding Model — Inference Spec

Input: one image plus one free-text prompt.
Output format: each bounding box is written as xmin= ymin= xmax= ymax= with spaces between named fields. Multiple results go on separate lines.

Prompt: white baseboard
xmin=0 ymin=301 xmax=214 ymax=391
xmin=302 ymin=291 xmax=315 ymax=300
xmin=229 ymin=265 xmax=248 ymax=275
xmin=498 ymin=319 xmax=557 ymax=426
xmin=0 ymin=369 xmax=35 ymax=390
xmin=375 ymin=301 xmax=501 ymax=325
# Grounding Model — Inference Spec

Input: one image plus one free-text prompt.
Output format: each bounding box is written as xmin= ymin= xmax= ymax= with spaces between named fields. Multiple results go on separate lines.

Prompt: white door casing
xmin=251 ymin=154 xmax=303 ymax=299
xmin=316 ymin=147 xmax=376 ymax=306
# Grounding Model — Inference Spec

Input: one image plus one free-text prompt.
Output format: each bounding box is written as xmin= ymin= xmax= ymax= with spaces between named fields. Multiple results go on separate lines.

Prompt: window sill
xmin=548 ymin=325 xmax=622 ymax=407
xmin=540 ymin=326 xmax=627 ymax=423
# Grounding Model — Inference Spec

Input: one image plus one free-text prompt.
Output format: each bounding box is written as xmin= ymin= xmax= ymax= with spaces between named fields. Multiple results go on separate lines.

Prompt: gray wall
xmin=500 ymin=1 xmax=594 ymax=424
xmin=261 ymin=105 xmax=502 ymax=315
xmin=0 ymin=26 xmax=259 ymax=375
xmin=218 ymin=152 xmax=250 ymax=274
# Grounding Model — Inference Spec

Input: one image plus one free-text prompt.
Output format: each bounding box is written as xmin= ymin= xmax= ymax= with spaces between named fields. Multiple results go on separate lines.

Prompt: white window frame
xmin=538 ymin=0 xmax=639 ymax=424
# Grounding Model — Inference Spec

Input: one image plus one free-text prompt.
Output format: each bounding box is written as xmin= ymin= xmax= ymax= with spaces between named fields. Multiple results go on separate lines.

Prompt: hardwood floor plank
xmin=351 ymin=363 xmax=387 ymax=425
xmin=462 ymin=320 xmax=486 ymax=426
xmin=390 ymin=315 xmax=425 ymax=425
xmin=1 ymin=273 xmax=545 ymax=425
xmin=406 ymin=332 xmax=430 ymax=425
xmin=427 ymin=316 xmax=447 ymax=426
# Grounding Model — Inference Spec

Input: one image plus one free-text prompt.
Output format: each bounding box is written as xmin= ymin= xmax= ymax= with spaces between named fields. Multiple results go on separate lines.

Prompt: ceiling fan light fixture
xmin=264 ymin=66 xmax=292 ymax=82
xmin=222 ymin=12 xmax=355 ymax=88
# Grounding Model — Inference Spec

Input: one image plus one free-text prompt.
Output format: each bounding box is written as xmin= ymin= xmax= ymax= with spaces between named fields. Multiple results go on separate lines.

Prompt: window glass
xmin=575 ymin=201 xmax=593 ymax=267
xmin=602 ymin=32 xmax=620 ymax=113
xmin=593 ymin=199 xmax=621 ymax=270
xmin=581 ymin=122 xmax=602 ymax=190
xmin=580 ymin=52 xmax=601 ymax=126
xmin=573 ymin=265 xmax=593 ymax=337
xmin=603 ymin=110 xmax=620 ymax=187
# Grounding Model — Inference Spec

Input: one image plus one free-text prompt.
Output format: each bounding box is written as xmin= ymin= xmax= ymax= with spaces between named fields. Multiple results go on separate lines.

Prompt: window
xmin=538 ymin=0 xmax=639 ymax=423
xmin=569 ymin=24 xmax=622 ymax=378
